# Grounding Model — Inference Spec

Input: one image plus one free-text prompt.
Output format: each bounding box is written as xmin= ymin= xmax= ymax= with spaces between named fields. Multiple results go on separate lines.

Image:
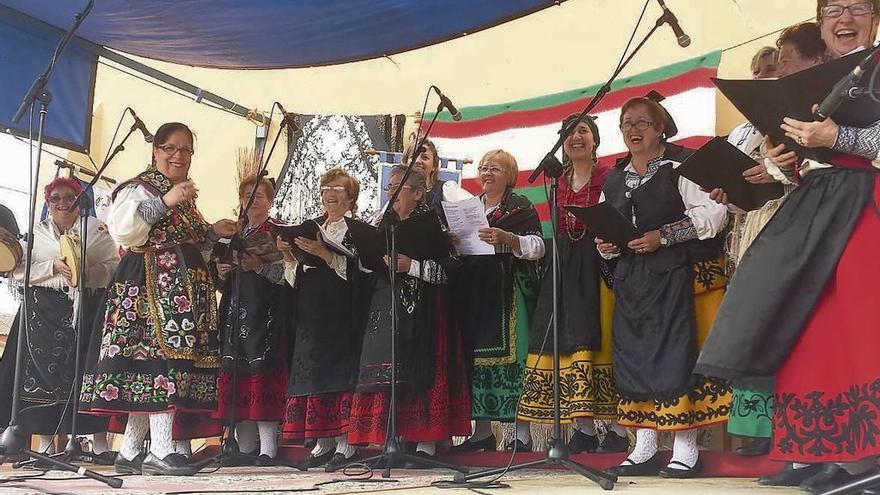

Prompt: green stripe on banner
xmin=540 ymin=220 xmax=552 ymax=238
xmin=426 ymin=51 xmax=721 ymax=122
xmin=514 ymin=184 xmax=548 ymax=205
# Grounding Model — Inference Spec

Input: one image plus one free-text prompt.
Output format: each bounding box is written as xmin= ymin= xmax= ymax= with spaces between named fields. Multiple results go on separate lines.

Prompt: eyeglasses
xmin=477 ymin=166 xmax=504 ymax=175
xmin=619 ymin=120 xmax=655 ymax=132
xmin=156 ymin=144 xmax=195 ymax=157
xmin=320 ymin=185 xmax=347 ymax=194
xmin=821 ymin=2 xmax=874 ymax=18
xmin=383 ymin=182 xmax=414 ymax=192
xmin=47 ymin=194 xmax=76 ymax=204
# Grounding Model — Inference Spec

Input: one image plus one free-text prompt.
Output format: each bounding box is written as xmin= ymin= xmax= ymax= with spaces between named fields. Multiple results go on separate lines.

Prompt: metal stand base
xmin=332 ymin=437 xmax=467 ymax=478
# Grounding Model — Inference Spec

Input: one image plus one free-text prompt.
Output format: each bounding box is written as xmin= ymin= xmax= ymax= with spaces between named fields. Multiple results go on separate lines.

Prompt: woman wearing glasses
xmin=79 ymin=122 xmax=237 ymax=476
xmin=449 ymin=150 xmax=544 ymax=452
xmin=698 ymin=1 xmax=880 ymax=491
xmin=514 ymin=114 xmax=629 ymax=455
xmin=348 ymin=165 xmax=471 ymax=462
xmin=0 ymin=177 xmax=119 ymax=463
xmin=597 ymin=96 xmax=729 ymax=478
xmin=277 ymin=168 xmax=371 ymax=470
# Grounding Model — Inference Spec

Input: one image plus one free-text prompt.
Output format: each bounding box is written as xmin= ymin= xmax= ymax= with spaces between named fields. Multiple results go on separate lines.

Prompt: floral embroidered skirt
xmin=80 ymin=246 xmax=220 ymax=414
xmin=772 ymin=203 xmax=880 ymax=463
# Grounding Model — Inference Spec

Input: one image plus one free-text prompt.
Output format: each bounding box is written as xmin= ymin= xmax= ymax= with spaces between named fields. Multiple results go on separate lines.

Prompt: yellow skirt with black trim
xmin=617 ymin=258 xmax=733 ymax=431
xmin=517 ymin=282 xmax=617 ymax=423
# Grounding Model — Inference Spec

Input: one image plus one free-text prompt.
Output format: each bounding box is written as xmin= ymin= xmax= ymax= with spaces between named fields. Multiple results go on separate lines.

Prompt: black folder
xmin=564 ymin=203 xmax=642 ymax=249
xmin=348 ymin=210 xmax=451 ymax=273
xmin=272 ymin=220 xmax=352 ymax=266
xmin=712 ymin=50 xmax=880 ymax=162
xmin=677 ymin=137 xmax=784 ymax=211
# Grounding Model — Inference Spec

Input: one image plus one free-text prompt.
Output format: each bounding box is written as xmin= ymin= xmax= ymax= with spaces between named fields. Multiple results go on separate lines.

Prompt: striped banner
xmin=423 ymin=51 xmax=722 ymax=235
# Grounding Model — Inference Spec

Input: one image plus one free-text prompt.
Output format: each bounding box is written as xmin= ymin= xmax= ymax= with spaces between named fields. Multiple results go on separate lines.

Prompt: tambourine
xmin=0 ymin=227 xmax=21 ymax=274
xmin=59 ymin=234 xmax=81 ymax=287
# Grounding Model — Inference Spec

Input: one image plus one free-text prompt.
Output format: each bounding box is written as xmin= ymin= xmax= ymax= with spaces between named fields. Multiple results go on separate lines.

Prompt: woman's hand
xmin=742 ymin=162 xmax=777 ymax=184
xmin=212 ymin=219 xmax=238 ymax=238
xmin=764 ymin=136 xmax=799 ymax=170
xmin=276 ymin=236 xmax=294 ymax=262
xmin=478 ymin=227 xmax=512 ymax=246
xmin=239 ymin=252 xmax=263 ymax=273
xmin=595 ymin=237 xmax=620 ymax=255
xmin=627 ymin=230 xmax=662 ymax=254
xmin=383 ymin=254 xmax=412 ymax=273
xmin=53 ymin=259 xmax=72 ymax=283
xmin=294 ymin=234 xmax=333 ymax=265
xmin=162 ymin=180 xmax=198 ymax=208
xmin=708 ymin=188 xmax=729 ymax=205
xmin=780 ymin=104 xmax=839 ymax=149
xmin=215 ymin=262 xmax=234 ymax=279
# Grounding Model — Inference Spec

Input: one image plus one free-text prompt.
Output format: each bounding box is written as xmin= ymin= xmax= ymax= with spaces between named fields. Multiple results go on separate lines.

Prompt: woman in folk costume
xmin=212 ymin=173 xmax=288 ymax=465
xmin=513 ymin=114 xmax=629 ymax=455
xmin=278 ymin=168 xmax=372 ymax=471
xmin=709 ymin=26 xmax=827 ymax=461
xmin=79 ymin=122 xmax=237 ymax=476
xmin=697 ymin=1 xmax=880 ymax=492
xmin=449 ymin=150 xmax=545 ymax=452
xmin=347 ymin=166 xmax=471 ymax=460
xmin=596 ymin=95 xmax=731 ymax=478
xmin=0 ymin=177 xmax=118 ymax=463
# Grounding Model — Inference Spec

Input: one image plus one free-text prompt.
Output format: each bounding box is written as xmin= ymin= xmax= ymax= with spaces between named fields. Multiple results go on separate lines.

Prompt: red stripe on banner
xmin=426 ymin=68 xmax=716 ymax=139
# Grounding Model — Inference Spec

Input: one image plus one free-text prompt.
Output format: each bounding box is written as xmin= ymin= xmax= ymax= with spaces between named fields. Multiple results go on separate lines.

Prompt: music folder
xmin=564 ymin=203 xmax=642 ymax=249
xmin=712 ymin=50 xmax=880 ymax=162
xmin=347 ymin=210 xmax=451 ymax=274
xmin=677 ymin=137 xmax=784 ymax=211
xmin=271 ymin=220 xmax=352 ymax=266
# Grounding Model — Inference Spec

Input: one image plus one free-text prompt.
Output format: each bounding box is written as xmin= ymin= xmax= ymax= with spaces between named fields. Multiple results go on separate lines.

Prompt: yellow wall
xmin=58 ymin=0 xmax=818 ymax=221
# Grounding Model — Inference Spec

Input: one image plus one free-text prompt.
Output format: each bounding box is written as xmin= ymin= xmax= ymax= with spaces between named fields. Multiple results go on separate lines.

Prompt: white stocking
xmin=668 ymin=429 xmax=699 ymax=470
xmin=235 ymin=420 xmax=257 ymax=454
xmin=90 ymin=432 xmax=109 ymax=455
xmin=471 ymin=420 xmax=493 ymax=441
xmin=311 ymin=437 xmax=336 ymax=457
xmin=416 ymin=441 xmax=436 ymax=456
xmin=257 ymin=421 xmax=278 ymax=458
xmin=625 ymin=428 xmax=658 ymax=464
xmin=148 ymin=410 xmax=175 ymax=460
xmin=573 ymin=418 xmax=597 ymax=436
xmin=174 ymin=440 xmax=192 ymax=456
xmin=334 ymin=434 xmax=357 ymax=458
xmin=120 ymin=414 xmax=149 ymax=461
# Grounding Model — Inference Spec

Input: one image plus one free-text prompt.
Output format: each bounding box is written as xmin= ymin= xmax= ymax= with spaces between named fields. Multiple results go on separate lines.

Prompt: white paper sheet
xmin=442 ymin=197 xmax=494 ymax=256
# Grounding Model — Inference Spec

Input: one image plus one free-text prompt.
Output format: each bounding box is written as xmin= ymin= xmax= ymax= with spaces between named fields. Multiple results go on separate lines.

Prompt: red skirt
xmin=773 ymin=189 xmax=880 ymax=463
xmin=107 ymin=410 xmax=223 ymax=440
xmin=281 ymin=392 xmax=351 ymax=442
xmin=347 ymin=312 xmax=471 ymax=445
xmin=213 ymin=368 xmax=288 ymax=422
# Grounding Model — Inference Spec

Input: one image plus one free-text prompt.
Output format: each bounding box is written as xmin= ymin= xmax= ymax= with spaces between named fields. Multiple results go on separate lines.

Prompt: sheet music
xmin=442 ymin=197 xmax=494 ymax=256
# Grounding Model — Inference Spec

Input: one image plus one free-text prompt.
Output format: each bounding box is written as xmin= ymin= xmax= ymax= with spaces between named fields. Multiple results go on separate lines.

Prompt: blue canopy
xmin=0 ymin=0 xmax=560 ymax=69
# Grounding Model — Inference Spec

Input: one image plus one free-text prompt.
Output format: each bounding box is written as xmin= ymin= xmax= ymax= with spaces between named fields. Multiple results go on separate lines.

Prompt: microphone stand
xmin=456 ymin=8 xmax=677 ymax=492
xmin=195 ymin=106 xmax=302 ymax=471
xmin=0 ymin=0 xmax=122 ymax=488
xmin=335 ymin=90 xmax=466 ymax=478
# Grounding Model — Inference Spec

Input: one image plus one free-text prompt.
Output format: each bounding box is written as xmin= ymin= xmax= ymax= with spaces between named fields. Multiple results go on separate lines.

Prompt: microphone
xmin=815 ymin=46 xmax=880 ymax=120
xmin=127 ymin=108 xmax=153 ymax=143
xmin=276 ymin=102 xmax=290 ymax=119
xmin=433 ymin=87 xmax=463 ymax=121
xmin=657 ymin=0 xmax=691 ymax=48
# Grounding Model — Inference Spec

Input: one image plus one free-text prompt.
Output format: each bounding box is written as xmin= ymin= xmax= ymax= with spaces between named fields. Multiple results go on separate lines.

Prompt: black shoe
xmin=404 ymin=450 xmax=436 ymax=469
xmin=606 ymin=452 xmax=662 ymax=477
xmin=735 ymin=438 xmax=771 ymax=456
xmin=596 ymin=431 xmax=630 ymax=453
xmin=32 ymin=457 xmax=58 ymax=471
xmin=141 ymin=452 xmax=199 ymax=476
xmin=659 ymin=459 xmax=703 ymax=479
xmin=254 ymin=454 xmax=276 ymax=467
xmin=567 ymin=430 xmax=599 ymax=454
xmin=297 ymin=450 xmax=335 ymax=470
xmin=220 ymin=450 xmax=257 ymax=467
xmin=91 ymin=451 xmax=118 ymax=466
xmin=303 ymin=439 xmax=317 ymax=450
xmin=504 ymin=439 xmax=532 ymax=452
xmin=758 ymin=462 xmax=823 ymax=486
xmin=325 ymin=452 xmax=358 ymax=472
xmin=451 ymin=434 xmax=496 ymax=453
xmin=800 ymin=464 xmax=875 ymax=494
xmin=114 ymin=452 xmax=145 ymax=475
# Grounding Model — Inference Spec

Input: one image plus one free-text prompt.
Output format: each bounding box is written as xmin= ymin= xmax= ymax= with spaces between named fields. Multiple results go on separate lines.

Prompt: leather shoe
xmin=504 ymin=439 xmax=532 ymax=452
xmin=451 ymin=434 xmax=496 ymax=452
xmin=735 ymin=438 xmax=771 ymax=456
xmin=141 ymin=452 xmax=199 ymax=476
xmin=758 ymin=462 xmax=823 ymax=486
xmin=114 ymin=452 xmax=145 ymax=475
xmin=297 ymin=450 xmax=335 ymax=470
xmin=324 ymin=452 xmax=358 ymax=472
xmin=254 ymin=454 xmax=276 ymax=467
xmin=659 ymin=459 xmax=703 ymax=479
xmin=567 ymin=430 xmax=599 ymax=454
xmin=800 ymin=464 xmax=877 ymax=494
xmin=596 ymin=431 xmax=630 ymax=453
xmin=606 ymin=452 xmax=662 ymax=477
xmin=91 ymin=451 xmax=118 ymax=466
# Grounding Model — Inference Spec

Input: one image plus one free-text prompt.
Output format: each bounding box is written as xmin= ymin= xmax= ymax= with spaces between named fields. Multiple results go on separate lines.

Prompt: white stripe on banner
xmin=432 ymin=88 xmax=716 ymax=178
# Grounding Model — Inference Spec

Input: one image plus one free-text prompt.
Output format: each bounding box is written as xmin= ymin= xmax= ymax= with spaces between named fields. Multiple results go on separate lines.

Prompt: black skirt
xmin=695 ymin=167 xmax=875 ymax=380
xmin=0 ymin=287 xmax=109 ymax=434
xmin=218 ymin=270 xmax=286 ymax=372
xmin=529 ymin=234 xmax=602 ymax=354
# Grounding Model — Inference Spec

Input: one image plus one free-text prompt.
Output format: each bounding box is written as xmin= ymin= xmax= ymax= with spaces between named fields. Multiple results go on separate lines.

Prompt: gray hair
xmin=390 ymin=165 xmax=427 ymax=191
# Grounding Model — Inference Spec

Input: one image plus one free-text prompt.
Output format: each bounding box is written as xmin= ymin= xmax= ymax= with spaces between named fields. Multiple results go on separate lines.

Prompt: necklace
xmin=563 ymin=165 xmax=593 ymax=242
